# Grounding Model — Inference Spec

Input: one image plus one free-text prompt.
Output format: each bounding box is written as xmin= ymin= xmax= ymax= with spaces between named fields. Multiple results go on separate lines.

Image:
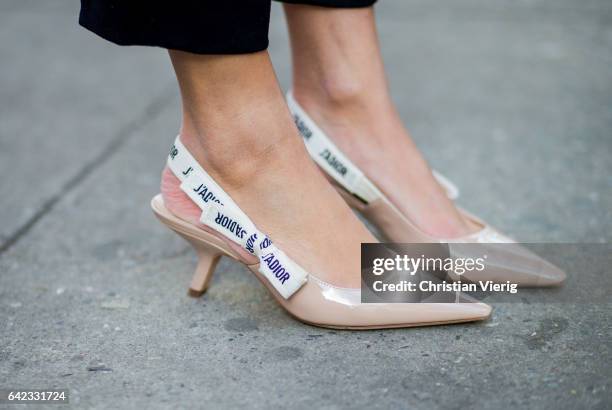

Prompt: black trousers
xmin=79 ymin=0 xmax=377 ymax=55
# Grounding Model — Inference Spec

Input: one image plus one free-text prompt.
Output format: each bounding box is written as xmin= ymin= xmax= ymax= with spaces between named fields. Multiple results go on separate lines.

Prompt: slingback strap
xmin=286 ymin=91 xmax=383 ymax=204
xmin=167 ymin=136 xmax=308 ymax=299
xmin=168 ymin=137 xmax=232 ymax=211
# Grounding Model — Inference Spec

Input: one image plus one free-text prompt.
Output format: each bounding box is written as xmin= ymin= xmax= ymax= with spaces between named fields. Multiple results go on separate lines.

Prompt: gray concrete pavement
xmin=0 ymin=0 xmax=175 ymax=250
xmin=1 ymin=0 xmax=611 ymax=409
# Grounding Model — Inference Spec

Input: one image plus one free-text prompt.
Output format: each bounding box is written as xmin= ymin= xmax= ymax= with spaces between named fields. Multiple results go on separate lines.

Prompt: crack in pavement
xmin=0 ymin=84 xmax=176 ymax=255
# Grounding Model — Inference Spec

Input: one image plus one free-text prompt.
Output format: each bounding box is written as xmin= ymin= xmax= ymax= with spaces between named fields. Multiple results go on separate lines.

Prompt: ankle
xmin=159 ymin=131 xmax=305 ymax=226
xmin=170 ymin=49 xmax=309 ymax=189
xmin=179 ymin=99 xmax=309 ymax=192
xmin=294 ymin=78 xmax=371 ymax=108
xmin=292 ymin=78 xmax=393 ymax=127
xmin=294 ymin=75 xmax=366 ymax=105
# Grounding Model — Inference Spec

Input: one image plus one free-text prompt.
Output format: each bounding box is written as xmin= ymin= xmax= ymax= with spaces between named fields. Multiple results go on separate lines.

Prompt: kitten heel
xmin=183 ymin=236 xmax=222 ymax=298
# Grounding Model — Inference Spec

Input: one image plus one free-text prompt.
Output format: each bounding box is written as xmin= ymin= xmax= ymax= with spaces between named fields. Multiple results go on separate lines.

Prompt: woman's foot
xmin=290 ymin=88 xmax=478 ymax=239
xmin=284 ymin=4 xmax=477 ymax=239
xmin=162 ymin=50 xmax=376 ymax=288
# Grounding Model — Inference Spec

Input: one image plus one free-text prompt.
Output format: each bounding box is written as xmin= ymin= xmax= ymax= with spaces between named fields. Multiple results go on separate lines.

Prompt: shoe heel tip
xmin=188 ymin=288 xmax=206 ymax=298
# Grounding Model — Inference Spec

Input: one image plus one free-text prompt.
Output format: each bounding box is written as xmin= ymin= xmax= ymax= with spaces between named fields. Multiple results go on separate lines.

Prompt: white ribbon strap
xmin=286 ymin=91 xmax=383 ymax=203
xmin=201 ymin=204 xmax=308 ymax=299
xmin=167 ymin=136 xmax=245 ymax=216
xmin=166 ymin=136 xmax=308 ymax=299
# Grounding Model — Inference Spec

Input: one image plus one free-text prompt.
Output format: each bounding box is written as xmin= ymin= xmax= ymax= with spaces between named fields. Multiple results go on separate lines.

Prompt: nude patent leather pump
xmin=286 ymin=91 xmax=566 ymax=288
xmin=151 ymin=136 xmax=492 ymax=329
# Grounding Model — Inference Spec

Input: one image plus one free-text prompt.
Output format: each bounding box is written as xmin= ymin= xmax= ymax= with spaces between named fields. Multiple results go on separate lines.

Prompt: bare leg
xmin=161 ymin=50 xmax=375 ymax=287
xmin=284 ymin=4 xmax=476 ymax=238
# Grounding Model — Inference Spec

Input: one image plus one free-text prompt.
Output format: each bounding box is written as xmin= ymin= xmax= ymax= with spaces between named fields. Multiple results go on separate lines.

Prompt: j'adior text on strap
xmin=286 ymin=91 xmax=382 ymax=204
xmin=200 ymin=204 xmax=308 ymax=299
xmin=167 ymin=137 xmax=233 ymax=212
xmin=166 ymin=136 xmax=308 ymax=298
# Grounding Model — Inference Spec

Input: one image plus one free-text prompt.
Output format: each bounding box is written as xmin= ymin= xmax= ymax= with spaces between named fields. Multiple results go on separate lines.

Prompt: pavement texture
xmin=0 ymin=0 xmax=611 ymax=409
